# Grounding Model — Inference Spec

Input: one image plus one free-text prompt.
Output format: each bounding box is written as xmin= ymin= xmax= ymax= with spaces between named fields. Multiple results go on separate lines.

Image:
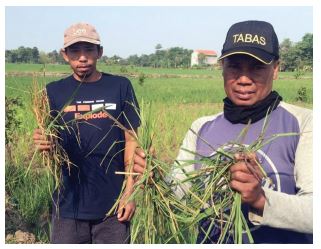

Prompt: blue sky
xmin=5 ymin=6 xmax=312 ymax=58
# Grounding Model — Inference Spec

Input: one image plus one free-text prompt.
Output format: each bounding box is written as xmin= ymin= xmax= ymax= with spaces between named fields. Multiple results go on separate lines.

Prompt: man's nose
xmin=78 ymin=50 xmax=88 ymax=61
xmin=237 ymin=71 xmax=253 ymax=84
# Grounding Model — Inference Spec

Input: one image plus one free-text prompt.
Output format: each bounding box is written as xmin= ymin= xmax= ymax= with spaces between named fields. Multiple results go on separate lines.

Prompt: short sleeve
xmin=121 ymin=79 xmax=140 ymax=129
xmin=45 ymin=84 xmax=59 ymax=118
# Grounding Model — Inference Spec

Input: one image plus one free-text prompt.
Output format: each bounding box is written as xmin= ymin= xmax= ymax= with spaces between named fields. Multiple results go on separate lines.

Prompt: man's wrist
xmin=251 ymin=191 xmax=266 ymax=212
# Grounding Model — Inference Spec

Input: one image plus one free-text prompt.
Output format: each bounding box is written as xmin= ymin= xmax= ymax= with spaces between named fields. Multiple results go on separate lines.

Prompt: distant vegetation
xmin=279 ymin=33 xmax=313 ymax=72
xmin=6 ymin=33 xmax=313 ymax=71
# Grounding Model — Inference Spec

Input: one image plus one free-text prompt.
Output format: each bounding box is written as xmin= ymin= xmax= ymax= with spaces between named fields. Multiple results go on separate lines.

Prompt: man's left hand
xmin=229 ymin=152 xmax=266 ymax=211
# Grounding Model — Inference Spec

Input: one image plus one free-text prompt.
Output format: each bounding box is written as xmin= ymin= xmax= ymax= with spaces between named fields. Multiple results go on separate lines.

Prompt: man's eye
xmin=227 ymin=64 xmax=238 ymax=69
xmin=69 ymin=49 xmax=80 ymax=53
xmin=254 ymin=65 xmax=265 ymax=70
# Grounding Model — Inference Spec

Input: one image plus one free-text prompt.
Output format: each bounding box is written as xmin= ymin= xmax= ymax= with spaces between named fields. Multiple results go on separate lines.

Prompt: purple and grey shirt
xmin=174 ymin=102 xmax=312 ymax=243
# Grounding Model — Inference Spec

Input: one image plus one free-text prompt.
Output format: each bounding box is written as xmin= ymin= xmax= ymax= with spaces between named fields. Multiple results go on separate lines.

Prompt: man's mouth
xmin=77 ymin=65 xmax=91 ymax=72
xmin=78 ymin=65 xmax=90 ymax=68
xmin=234 ymin=90 xmax=255 ymax=100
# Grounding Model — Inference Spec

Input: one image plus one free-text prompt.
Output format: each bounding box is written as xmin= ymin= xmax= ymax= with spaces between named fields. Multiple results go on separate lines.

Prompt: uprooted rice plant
xmin=27 ymin=75 xmax=78 ymax=213
xmin=106 ymin=102 xmax=197 ymax=243
xmin=177 ymin=122 xmax=298 ymax=243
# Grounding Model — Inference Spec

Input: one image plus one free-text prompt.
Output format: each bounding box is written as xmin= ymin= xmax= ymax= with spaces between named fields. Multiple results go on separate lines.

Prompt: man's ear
xmin=60 ymin=49 xmax=69 ymax=63
xmin=273 ymin=60 xmax=280 ymax=80
xmin=98 ymin=46 xmax=103 ymax=59
xmin=220 ymin=59 xmax=224 ymax=76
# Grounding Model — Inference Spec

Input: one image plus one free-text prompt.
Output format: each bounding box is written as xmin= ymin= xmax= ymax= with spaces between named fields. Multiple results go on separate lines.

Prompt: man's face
xmin=222 ymin=54 xmax=279 ymax=106
xmin=61 ymin=42 xmax=103 ymax=80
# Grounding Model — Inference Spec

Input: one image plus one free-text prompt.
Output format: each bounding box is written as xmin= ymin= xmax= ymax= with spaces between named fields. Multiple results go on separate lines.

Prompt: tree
xmin=5 ymin=50 xmax=16 ymax=63
xmin=140 ymin=54 xmax=150 ymax=67
xmin=48 ymin=50 xmax=60 ymax=64
xmin=149 ymin=54 xmax=158 ymax=68
xmin=296 ymin=33 xmax=313 ymax=69
xmin=16 ymin=46 xmax=28 ymax=63
xmin=154 ymin=44 xmax=163 ymax=67
xmin=155 ymin=44 xmax=162 ymax=50
xmin=279 ymin=33 xmax=313 ymax=71
xmin=31 ymin=47 xmax=39 ymax=63
xmin=39 ymin=51 xmax=50 ymax=65
xmin=127 ymin=55 xmax=140 ymax=66
xmin=280 ymin=38 xmax=295 ymax=71
xmin=100 ymin=55 xmax=109 ymax=64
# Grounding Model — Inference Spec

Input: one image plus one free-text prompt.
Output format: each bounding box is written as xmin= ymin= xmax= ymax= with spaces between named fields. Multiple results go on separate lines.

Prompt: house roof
xmin=194 ymin=50 xmax=217 ymax=56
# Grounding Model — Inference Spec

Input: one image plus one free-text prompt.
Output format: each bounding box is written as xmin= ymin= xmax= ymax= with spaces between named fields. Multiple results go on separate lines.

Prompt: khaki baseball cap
xmin=63 ymin=22 xmax=101 ymax=49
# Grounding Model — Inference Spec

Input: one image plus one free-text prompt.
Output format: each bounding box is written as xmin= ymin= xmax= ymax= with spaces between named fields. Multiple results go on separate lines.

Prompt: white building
xmin=191 ymin=49 xmax=218 ymax=66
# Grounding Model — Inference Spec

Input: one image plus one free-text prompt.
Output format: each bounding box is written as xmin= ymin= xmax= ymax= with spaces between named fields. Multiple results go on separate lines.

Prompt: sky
xmin=5 ymin=6 xmax=313 ymax=58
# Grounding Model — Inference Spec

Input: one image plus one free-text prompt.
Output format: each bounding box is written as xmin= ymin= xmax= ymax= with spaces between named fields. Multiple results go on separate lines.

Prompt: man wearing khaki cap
xmin=33 ymin=22 xmax=140 ymax=243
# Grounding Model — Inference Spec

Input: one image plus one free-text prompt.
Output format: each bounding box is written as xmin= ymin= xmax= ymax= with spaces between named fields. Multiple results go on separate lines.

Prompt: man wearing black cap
xmin=133 ymin=20 xmax=312 ymax=243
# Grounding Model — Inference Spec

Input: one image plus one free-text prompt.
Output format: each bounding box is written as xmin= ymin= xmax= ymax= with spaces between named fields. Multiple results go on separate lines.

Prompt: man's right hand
xmin=33 ymin=128 xmax=53 ymax=151
xmin=133 ymin=147 xmax=147 ymax=174
xmin=133 ymin=147 xmax=156 ymax=186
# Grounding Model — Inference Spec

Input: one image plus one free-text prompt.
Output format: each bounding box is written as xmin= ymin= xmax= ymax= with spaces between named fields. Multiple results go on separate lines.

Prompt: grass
xmin=6 ymin=62 xmax=313 ymax=79
xmin=5 ymin=162 xmax=52 ymax=242
xmin=5 ymin=63 xmax=70 ymax=73
xmin=5 ymin=66 xmax=313 ymax=106
xmin=5 ymin=62 xmax=224 ymax=77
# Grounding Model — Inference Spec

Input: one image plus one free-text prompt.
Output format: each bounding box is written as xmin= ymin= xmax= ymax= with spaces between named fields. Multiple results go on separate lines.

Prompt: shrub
xmin=295 ymin=87 xmax=308 ymax=102
xmin=120 ymin=66 xmax=128 ymax=73
xmin=294 ymin=70 xmax=305 ymax=79
xmin=5 ymin=97 xmax=24 ymax=146
xmin=138 ymin=72 xmax=146 ymax=86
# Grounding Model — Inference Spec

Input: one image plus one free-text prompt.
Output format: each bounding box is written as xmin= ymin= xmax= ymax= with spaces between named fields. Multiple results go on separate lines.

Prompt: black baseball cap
xmin=218 ymin=20 xmax=279 ymax=64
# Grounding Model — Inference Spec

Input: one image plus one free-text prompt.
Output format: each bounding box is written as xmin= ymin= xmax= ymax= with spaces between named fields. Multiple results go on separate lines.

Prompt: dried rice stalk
xmin=28 ymin=75 xmax=76 ymax=213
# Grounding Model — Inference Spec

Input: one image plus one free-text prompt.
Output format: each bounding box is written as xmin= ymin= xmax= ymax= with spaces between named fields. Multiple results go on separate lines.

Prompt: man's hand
xmin=229 ymin=152 xmax=266 ymax=211
xmin=133 ymin=147 xmax=147 ymax=174
xmin=33 ymin=128 xmax=53 ymax=151
xmin=117 ymin=194 xmax=136 ymax=222
xmin=133 ymin=147 xmax=156 ymax=185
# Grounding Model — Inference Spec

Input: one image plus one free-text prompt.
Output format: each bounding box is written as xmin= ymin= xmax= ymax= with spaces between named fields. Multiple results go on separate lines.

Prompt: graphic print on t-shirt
xmin=63 ymin=99 xmax=117 ymax=121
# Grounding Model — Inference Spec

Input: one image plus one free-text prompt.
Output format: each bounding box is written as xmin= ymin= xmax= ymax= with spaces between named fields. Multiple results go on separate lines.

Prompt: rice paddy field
xmin=5 ymin=62 xmax=313 ymax=243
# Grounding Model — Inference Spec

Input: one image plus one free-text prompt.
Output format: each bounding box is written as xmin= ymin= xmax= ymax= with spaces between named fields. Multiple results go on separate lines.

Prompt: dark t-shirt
xmin=46 ymin=73 xmax=140 ymax=220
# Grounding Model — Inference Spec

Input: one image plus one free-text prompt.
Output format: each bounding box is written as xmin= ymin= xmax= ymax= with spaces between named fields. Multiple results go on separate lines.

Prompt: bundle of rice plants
xmin=28 ymin=75 xmax=78 ymax=213
xmin=178 ymin=115 xmax=299 ymax=244
xmin=106 ymin=101 xmax=197 ymax=243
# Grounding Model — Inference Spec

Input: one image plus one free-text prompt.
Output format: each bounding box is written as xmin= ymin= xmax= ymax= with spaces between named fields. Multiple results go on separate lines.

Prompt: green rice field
xmin=5 ymin=63 xmax=313 ymax=243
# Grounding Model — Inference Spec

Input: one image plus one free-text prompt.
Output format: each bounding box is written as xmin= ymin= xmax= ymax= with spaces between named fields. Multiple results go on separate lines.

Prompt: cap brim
xmin=63 ymin=37 xmax=100 ymax=48
xmin=218 ymin=47 xmax=275 ymax=65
